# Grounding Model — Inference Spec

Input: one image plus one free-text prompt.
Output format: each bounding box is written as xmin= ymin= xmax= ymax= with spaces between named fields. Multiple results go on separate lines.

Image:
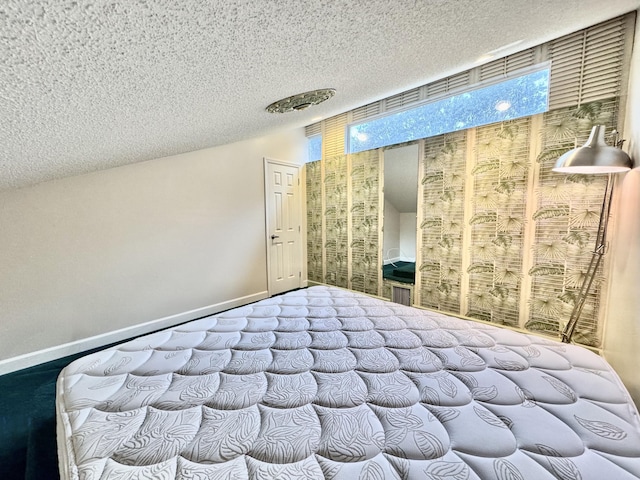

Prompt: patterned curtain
xmin=323 ymin=155 xmax=349 ymax=288
xmin=350 ymin=150 xmax=381 ymax=295
xmin=527 ymin=98 xmax=620 ymax=346
xmin=306 ymin=160 xmax=323 ymax=283
xmin=465 ymin=118 xmax=531 ymax=327
xmin=305 ymin=14 xmax=633 ymax=347
xmin=419 ymin=132 xmax=466 ymax=313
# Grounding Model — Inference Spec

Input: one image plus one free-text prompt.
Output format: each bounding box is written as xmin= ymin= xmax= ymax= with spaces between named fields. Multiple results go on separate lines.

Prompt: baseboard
xmin=0 ymin=290 xmax=269 ymax=376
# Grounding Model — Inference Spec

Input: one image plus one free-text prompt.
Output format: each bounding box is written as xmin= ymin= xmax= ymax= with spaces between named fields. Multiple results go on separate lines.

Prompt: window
xmin=348 ymin=67 xmax=550 ymax=153
xmin=307 ymin=134 xmax=322 ymax=162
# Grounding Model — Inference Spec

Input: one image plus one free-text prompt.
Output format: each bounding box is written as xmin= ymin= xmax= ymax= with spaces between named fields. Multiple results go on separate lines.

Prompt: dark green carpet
xmin=0 ymin=348 xmax=111 ymax=480
xmin=0 ymin=295 xmax=292 ymax=479
xmin=382 ymin=261 xmax=416 ymax=284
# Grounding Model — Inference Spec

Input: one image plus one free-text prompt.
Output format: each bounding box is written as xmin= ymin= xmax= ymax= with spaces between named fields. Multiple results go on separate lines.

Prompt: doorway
xmin=382 ymin=144 xmax=419 ymax=271
xmin=264 ymin=158 xmax=303 ymax=296
xmin=382 ymin=143 xmax=419 ymax=304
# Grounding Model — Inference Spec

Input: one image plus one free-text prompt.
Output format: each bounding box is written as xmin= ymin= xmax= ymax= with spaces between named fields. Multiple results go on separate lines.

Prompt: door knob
xmin=271 ymin=235 xmax=279 ymax=239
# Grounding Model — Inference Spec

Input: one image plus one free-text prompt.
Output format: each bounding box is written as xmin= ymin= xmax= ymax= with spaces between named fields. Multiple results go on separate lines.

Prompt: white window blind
xmin=424 ymin=71 xmax=471 ymax=100
xmin=305 ymin=12 xmax=635 ymax=347
xmin=305 ymin=14 xmax=633 ymax=141
xmin=323 ymin=113 xmax=348 ymax=158
xmin=384 ymin=88 xmax=421 ymax=111
xmin=305 ymin=122 xmax=321 ymax=137
xmin=549 ymin=15 xmax=631 ymax=109
xmin=479 ymin=48 xmax=537 ymax=81
xmin=352 ymin=102 xmax=382 ymax=123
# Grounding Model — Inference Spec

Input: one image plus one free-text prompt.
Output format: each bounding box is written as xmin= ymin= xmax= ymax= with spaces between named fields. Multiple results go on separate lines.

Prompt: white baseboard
xmin=0 ymin=290 xmax=269 ymax=376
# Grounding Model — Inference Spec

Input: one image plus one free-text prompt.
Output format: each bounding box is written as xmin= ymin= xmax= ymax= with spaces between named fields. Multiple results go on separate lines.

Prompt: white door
xmin=265 ymin=159 xmax=302 ymax=295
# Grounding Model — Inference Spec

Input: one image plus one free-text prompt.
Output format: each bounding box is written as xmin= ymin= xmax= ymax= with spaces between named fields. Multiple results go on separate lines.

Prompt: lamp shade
xmin=552 ymin=125 xmax=632 ymax=174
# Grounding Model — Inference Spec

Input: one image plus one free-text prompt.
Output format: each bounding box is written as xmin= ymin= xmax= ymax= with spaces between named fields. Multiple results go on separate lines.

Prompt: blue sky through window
xmin=348 ymin=68 xmax=550 ymax=153
xmin=307 ymin=134 xmax=322 ymax=162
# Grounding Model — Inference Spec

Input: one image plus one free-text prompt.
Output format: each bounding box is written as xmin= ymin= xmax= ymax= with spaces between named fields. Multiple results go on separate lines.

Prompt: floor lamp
xmin=552 ymin=125 xmax=632 ymax=343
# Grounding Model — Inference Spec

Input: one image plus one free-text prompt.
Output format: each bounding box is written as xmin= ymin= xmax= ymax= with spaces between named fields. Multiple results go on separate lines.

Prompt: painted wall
xmin=383 ymin=205 xmax=417 ymax=263
xmin=0 ymin=129 xmax=307 ymax=371
xmin=603 ymin=9 xmax=640 ymax=407
xmin=383 ymin=199 xmax=400 ymax=263
xmin=399 ymin=213 xmax=417 ymax=262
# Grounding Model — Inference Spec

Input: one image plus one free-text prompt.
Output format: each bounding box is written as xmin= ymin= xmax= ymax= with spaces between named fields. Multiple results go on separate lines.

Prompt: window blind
xmin=423 ymin=71 xmax=471 ymax=101
xmin=479 ymin=48 xmax=537 ymax=81
xmin=305 ymin=122 xmax=321 ymax=137
xmin=549 ymin=15 xmax=631 ymax=109
xmin=384 ymin=88 xmax=421 ymax=111
xmin=305 ymin=14 xmax=633 ymax=137
xmin=323 ymin=113 xmax=349 ymax=158
xmin=305 ymin=12 xmax=635 ymax=347
xmin=351 ymin=102 xmax=382 ymax=123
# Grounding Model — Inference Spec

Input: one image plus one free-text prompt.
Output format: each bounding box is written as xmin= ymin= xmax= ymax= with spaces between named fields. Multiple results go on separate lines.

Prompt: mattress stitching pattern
xmin=56 ymin=286 xmax=640 ymax=479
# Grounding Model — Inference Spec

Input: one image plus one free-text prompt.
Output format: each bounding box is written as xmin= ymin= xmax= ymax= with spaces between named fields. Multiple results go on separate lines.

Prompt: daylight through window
xmin=348 ymin=67 xmax=550 ymax=153
xmin=307 ymin=134 xmax=322 ymax=162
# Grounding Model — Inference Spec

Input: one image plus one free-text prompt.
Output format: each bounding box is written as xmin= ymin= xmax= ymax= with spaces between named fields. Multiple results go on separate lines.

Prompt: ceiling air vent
xmin=266 ymin=88 xmax=336 ymax=113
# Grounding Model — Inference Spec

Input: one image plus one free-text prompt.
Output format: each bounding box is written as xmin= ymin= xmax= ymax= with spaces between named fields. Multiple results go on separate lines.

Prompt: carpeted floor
xmin=382 ymin=261 xmax=415 ymax=284
xmin=0 ymin=296 xmax=290 ymax=479
xmin=0 ymin=348 xmax=109 ymax=480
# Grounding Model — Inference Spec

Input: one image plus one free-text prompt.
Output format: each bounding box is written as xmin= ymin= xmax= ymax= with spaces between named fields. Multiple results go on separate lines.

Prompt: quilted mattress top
xmin=56 ymin=286 xmax=640 ymax=479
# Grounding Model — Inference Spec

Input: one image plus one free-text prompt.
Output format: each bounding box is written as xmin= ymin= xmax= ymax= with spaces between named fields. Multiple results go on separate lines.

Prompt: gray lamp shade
xmin=552 ymin=125 xmax=632 ymax=174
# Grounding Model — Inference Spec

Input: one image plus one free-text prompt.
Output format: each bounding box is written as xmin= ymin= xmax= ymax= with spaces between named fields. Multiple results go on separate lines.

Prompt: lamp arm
xmin=560 ymin=174 xmax=614 ymax=343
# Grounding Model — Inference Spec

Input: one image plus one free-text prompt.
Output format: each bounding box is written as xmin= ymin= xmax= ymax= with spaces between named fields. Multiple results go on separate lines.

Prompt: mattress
xmin=56 ymin=285 xmax=640 ymax=479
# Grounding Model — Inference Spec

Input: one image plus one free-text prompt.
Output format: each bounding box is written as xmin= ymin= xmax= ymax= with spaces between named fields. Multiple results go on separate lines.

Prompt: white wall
xmin=0 ymin=129 xmax=307 ymax=372
xmin=383 ymin=199 xmax=400 ymax=263
xmin=603 ymin=9 xmax=640 ymax=407
xmin=399 ymin=213 xmax=417 ymax=262
xmin=383 ymin=207 xmax=416 ymax=263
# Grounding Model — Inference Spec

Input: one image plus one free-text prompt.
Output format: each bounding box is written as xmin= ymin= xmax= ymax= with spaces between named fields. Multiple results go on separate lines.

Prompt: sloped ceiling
xmin=2 ymin=0 xmax=639 ymax=191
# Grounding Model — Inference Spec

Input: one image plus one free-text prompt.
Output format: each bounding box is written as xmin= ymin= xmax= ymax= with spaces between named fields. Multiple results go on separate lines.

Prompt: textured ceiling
xmin=2 ymin=0 xmax=639 ymax=191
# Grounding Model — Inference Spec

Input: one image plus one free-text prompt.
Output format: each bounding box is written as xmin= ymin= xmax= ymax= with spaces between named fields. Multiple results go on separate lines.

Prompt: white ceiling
xmin=2 ymin=0 xmax=639 ymax=191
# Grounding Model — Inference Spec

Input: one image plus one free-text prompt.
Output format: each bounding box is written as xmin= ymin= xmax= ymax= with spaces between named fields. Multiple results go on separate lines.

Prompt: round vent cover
xmin=266 ymin=88 xmax=336 ymax=113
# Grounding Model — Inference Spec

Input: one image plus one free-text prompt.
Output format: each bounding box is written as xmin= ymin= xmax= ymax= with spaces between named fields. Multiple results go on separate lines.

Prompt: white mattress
xmin=56 ymin=286 xmax=640 ymax=479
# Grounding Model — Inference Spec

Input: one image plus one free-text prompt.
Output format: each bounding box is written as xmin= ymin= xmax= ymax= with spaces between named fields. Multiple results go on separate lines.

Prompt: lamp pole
xmin=560 ymin=174 xmax=613 ymax=343
xmin=552 ymin=125 xmax=631 ymax=343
